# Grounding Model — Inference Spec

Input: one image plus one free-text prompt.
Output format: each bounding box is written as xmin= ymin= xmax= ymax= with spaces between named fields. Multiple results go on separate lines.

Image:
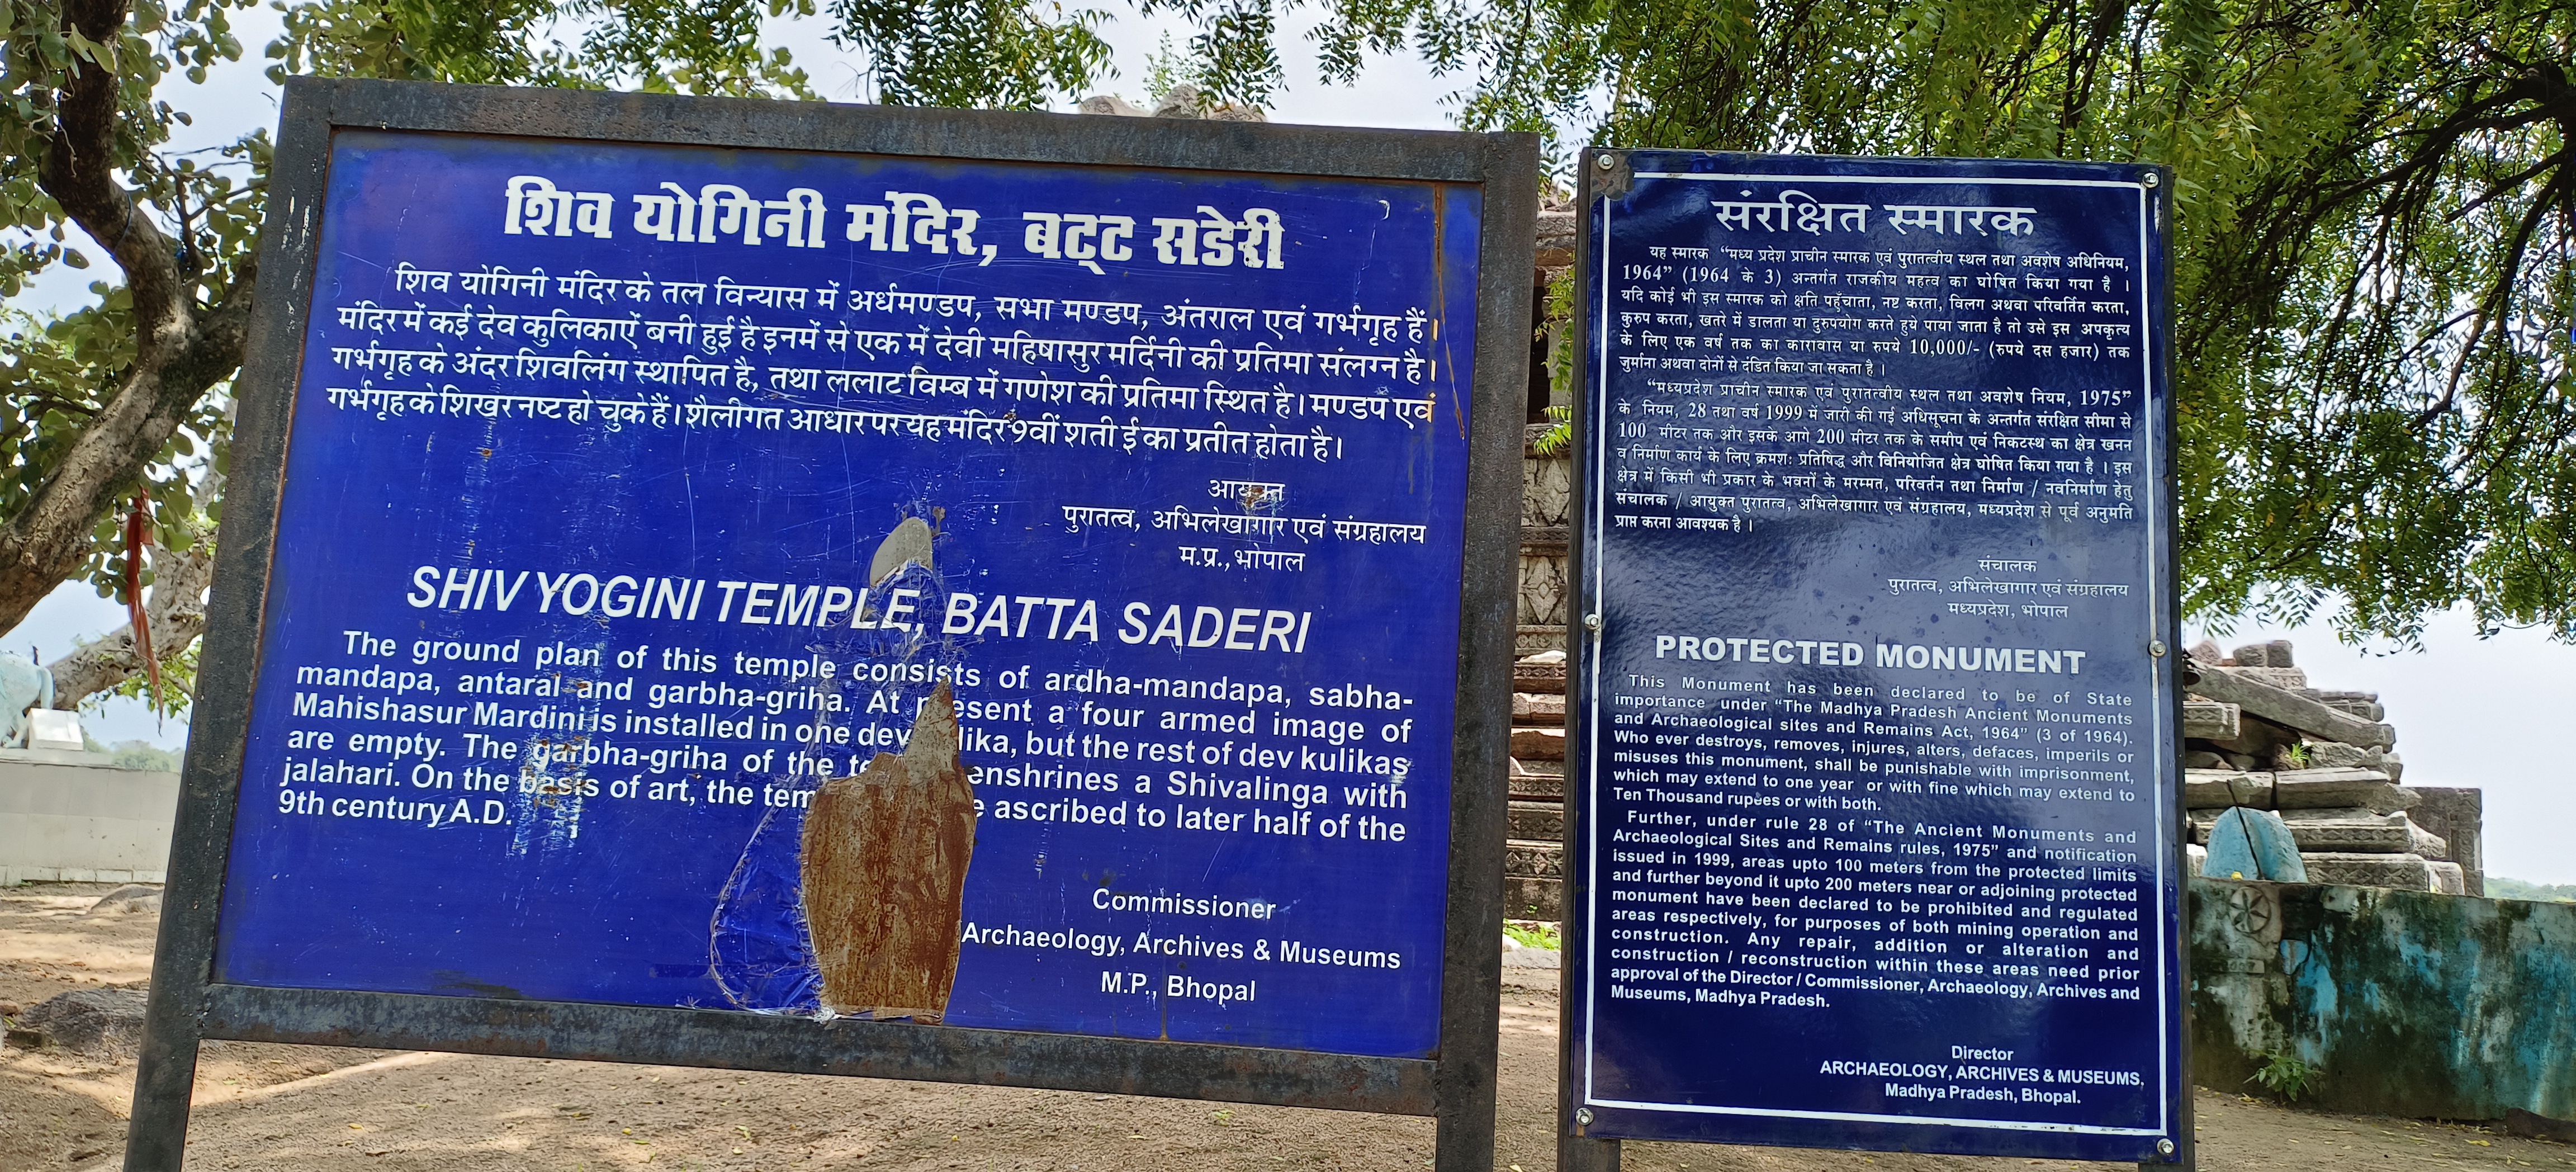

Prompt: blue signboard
xmin=1570 ymin=153 xmax=2182 ymax=1160
xmin=214 ymin=130 xmax=1482 ymax=1060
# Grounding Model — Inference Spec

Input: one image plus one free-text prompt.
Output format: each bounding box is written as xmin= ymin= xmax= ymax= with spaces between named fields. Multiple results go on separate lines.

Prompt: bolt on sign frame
xmin=126 ymin=78 xmax=1534 ymax=1171
xmin=1554 ymin=149 xmax=2190 ymax=1172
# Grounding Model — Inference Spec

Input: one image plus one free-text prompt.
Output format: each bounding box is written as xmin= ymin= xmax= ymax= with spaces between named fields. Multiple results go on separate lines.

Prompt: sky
xmin=6 ymin=8 xmax=2572 ymax=886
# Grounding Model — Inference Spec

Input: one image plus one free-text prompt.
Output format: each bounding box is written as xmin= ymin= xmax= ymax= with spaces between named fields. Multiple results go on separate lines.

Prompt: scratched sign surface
xmin=213 ymin=131 xmax=1480 ymax=1058
xmin=1571 ymin=154 xmax=2182 ymax=1160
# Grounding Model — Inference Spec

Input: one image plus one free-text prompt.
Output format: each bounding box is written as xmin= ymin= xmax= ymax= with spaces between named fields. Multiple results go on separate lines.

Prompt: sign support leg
xmin=122 ymin=612 xmax=256 ymax=1169
xmin=124 ymin=747 xmax=234 ymax=1171
xmin=124 ymin=1015 xmax=202 ymax=1171
xmin=1560 ymin=1133 xmax=1620 ymax=1170
xmin=1432 ymin=658 xmax=1509 ymax=1172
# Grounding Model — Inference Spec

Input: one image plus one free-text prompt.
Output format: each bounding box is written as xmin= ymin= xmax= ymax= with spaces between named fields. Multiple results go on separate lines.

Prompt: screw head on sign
xmin=1575 ymin=1107 xmax=1595 ymax=1126
xmin=1584 ymin=613 xmax=1604 ymax=631
xmin=2144 ymin=172 xmax=2161 ymax=188
xmin=2157 ymin=1138 xmax=2177 ymax=1156
xmin=1594 ymin=155 xmax=1614 ymax=170
xmin=2149 ymin=640 xmax=2167 ymax=657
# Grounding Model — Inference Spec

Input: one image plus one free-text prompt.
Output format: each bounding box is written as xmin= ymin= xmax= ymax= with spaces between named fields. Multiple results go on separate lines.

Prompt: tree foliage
xmin=6 ymin=0 xmax=2574 ymax=724
xmin=1190 ymin=0 xmax=2576 ymax=643
xmin=0 ymin=0 xmax=1116 ymax=709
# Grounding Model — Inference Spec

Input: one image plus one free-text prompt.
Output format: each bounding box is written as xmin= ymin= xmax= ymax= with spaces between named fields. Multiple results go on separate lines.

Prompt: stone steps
xmin=1509 ymin=800 xmax=1562 ymax=841
xmin=1504 ymin=839 xmax=1565 ymax=920
xmin=1504 ymin=669 xmax=1570 ymax=917
xmin=1508 ymin=759 xmax=1564 ymax=800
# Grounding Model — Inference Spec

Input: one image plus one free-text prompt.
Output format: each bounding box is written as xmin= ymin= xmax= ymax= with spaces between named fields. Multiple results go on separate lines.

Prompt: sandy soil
xmin=3 ymin=882 xmax=2568 ymax=1172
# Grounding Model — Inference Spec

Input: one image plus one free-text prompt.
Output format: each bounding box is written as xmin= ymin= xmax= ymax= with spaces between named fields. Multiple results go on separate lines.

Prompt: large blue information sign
xmin=1570 ymin=153 xmax=2184 ymax=1160
xmin=215 ymin=130 xmax=1481 ymax=1059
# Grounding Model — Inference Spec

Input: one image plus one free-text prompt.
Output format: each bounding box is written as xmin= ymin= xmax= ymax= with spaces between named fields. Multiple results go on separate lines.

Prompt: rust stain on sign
xmin=800 ymin=680 xmax=976 ymax=1020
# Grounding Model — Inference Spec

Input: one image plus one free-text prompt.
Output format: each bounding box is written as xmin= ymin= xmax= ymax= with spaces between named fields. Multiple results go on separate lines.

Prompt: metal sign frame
xmin=128 ymin=78 xmax=1535 ymax=1171
xmin=1554 ymin=147 xmax=2190 ymax=1171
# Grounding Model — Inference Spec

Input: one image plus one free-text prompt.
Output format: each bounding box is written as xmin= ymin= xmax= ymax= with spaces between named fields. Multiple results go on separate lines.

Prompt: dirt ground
xmin=4 ymin=882 xmax=2568 ymax=1172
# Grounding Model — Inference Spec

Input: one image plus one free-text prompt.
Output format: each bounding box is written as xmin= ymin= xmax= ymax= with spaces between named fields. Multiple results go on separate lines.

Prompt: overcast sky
xmin=8 ymin=11 xmax=2570 ymax=886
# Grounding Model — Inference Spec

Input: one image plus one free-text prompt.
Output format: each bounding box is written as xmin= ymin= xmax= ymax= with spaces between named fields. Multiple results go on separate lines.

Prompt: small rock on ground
xmin=86 ymin=884 xmax=162 ymax=915
xmin=16 ymin=985 xmax=150 ymax=1054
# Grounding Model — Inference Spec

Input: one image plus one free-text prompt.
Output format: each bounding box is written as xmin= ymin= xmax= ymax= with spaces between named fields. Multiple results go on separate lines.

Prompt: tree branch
xmin=43 ymin=535 xmax=214 ymax=709
xmin=0 ymin=0 xmax=254 ymax=636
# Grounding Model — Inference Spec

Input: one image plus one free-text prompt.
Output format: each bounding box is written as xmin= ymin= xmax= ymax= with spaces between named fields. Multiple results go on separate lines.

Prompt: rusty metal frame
xmin=1554 ymin=146 xmax=1624 ymax=1172
xmin=127 ymin=78 xmax=1535 ymax=1172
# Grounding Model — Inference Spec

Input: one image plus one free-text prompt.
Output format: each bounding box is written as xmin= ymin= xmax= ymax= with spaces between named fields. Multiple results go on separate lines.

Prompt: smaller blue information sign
xmin=1569 ymin=152 xmax=2185 ymax=1162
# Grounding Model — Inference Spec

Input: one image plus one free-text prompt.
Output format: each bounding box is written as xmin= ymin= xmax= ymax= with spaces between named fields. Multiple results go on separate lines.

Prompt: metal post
xmin=121 ymin=79 xmax=332 ymax=1171
xmin=1431 ymin=130 xmax=1540 ymax=1172
xmin=1551 ymin=146 xmax=1623 ymax=1172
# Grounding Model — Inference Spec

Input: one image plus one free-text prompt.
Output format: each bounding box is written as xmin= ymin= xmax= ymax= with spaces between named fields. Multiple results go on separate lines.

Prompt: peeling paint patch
xmin=799 ymin=682 xmax=976 ymax=1021
xmin=868 ymin=516 xmax=935 ymax=587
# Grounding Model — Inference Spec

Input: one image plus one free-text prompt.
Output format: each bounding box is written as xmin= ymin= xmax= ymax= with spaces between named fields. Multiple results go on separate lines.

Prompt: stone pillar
xmin=2407 ymin=787 xmax=2484 ymax=897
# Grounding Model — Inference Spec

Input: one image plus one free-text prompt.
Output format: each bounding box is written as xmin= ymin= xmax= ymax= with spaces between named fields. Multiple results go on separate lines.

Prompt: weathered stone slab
xmin=2286 ymin=740 xmax=2381 ymax=770
xmin=2230 ymin=640 xmax=2296 ymax=667
xmin=2229 ymin=666 xmax=2310 ymax=689
xmin=2285 ymin=819 xmax=2414 ymax=854
xmin=2264 ymin=808 xmax=2440 ymax=855
xmin=1513 ymin=692 xmax=1566 ymax=722
xmin=2200 ymin=711 xmax=2288 ymax=762
xmin=1509 ymin=800 xmax=1563 ymax=840
xmin=2189 ymin=666 xmax=2394 ymax=748
xmin=2411 ymin=820 xmax=2450 ymax=858
xmin=2299 ymin=852 xmax=2438 ymax=890
xmin=2183 ymin=769 xmax=2273 ymax=809
xmin=2274 ymin=768 xmax=2417 ymax=813
xmin=2427 ymin=861 xmax=2466 ymax=895
xmin=1512 ymin=661 xmax=1565 ymax=695
xmin=2312 ymin=689 xmax=2386 ymax=721
xmin=1505 ymin=838 xmax=1562 ymax=880
xmin=2182 ymin=700 xmax=2239 ymax=741
xmin=1515 ymin=625 xmax=1566 ymax=659
xmin=1505 ymin=874 xmax=1561 ymax=920
xmin=1510 ymin=756 xmax=1564 ymax=779
xmin=1510 ymin=726 xmax=1565 ymax=760
xmin=2409 ymin=787 xmax=2482 ymax=895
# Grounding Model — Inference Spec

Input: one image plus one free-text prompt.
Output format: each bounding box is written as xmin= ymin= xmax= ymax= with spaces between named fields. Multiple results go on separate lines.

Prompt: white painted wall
xmin=0 ymin=753 xmax=179 ymax=885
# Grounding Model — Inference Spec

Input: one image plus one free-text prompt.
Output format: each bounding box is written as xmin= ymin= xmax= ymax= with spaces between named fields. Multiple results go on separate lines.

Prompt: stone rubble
xmin=1075 ymin=84 xmax=1267 ymax=122
xmin=7 ymin=985 xmax=149 ymax=1055
xmin=2184 ymin=638 xmax=2483 ymax=895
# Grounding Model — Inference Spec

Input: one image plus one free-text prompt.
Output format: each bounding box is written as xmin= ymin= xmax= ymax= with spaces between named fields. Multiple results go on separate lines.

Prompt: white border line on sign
xmin=1583 ymin=169 xmax=2171 ymax=1139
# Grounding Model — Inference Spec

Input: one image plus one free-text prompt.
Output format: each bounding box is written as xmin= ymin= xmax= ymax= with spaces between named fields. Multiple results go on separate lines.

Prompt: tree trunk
xmin=0 ymin=0 xmax=252 ymax=636
xmin=44 ymin=537 xmax=216 ymax=711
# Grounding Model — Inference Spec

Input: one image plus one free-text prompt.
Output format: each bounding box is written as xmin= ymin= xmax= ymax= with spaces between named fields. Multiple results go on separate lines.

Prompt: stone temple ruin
xmin=2182 ymin=639 xmax=2483 ymax=895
